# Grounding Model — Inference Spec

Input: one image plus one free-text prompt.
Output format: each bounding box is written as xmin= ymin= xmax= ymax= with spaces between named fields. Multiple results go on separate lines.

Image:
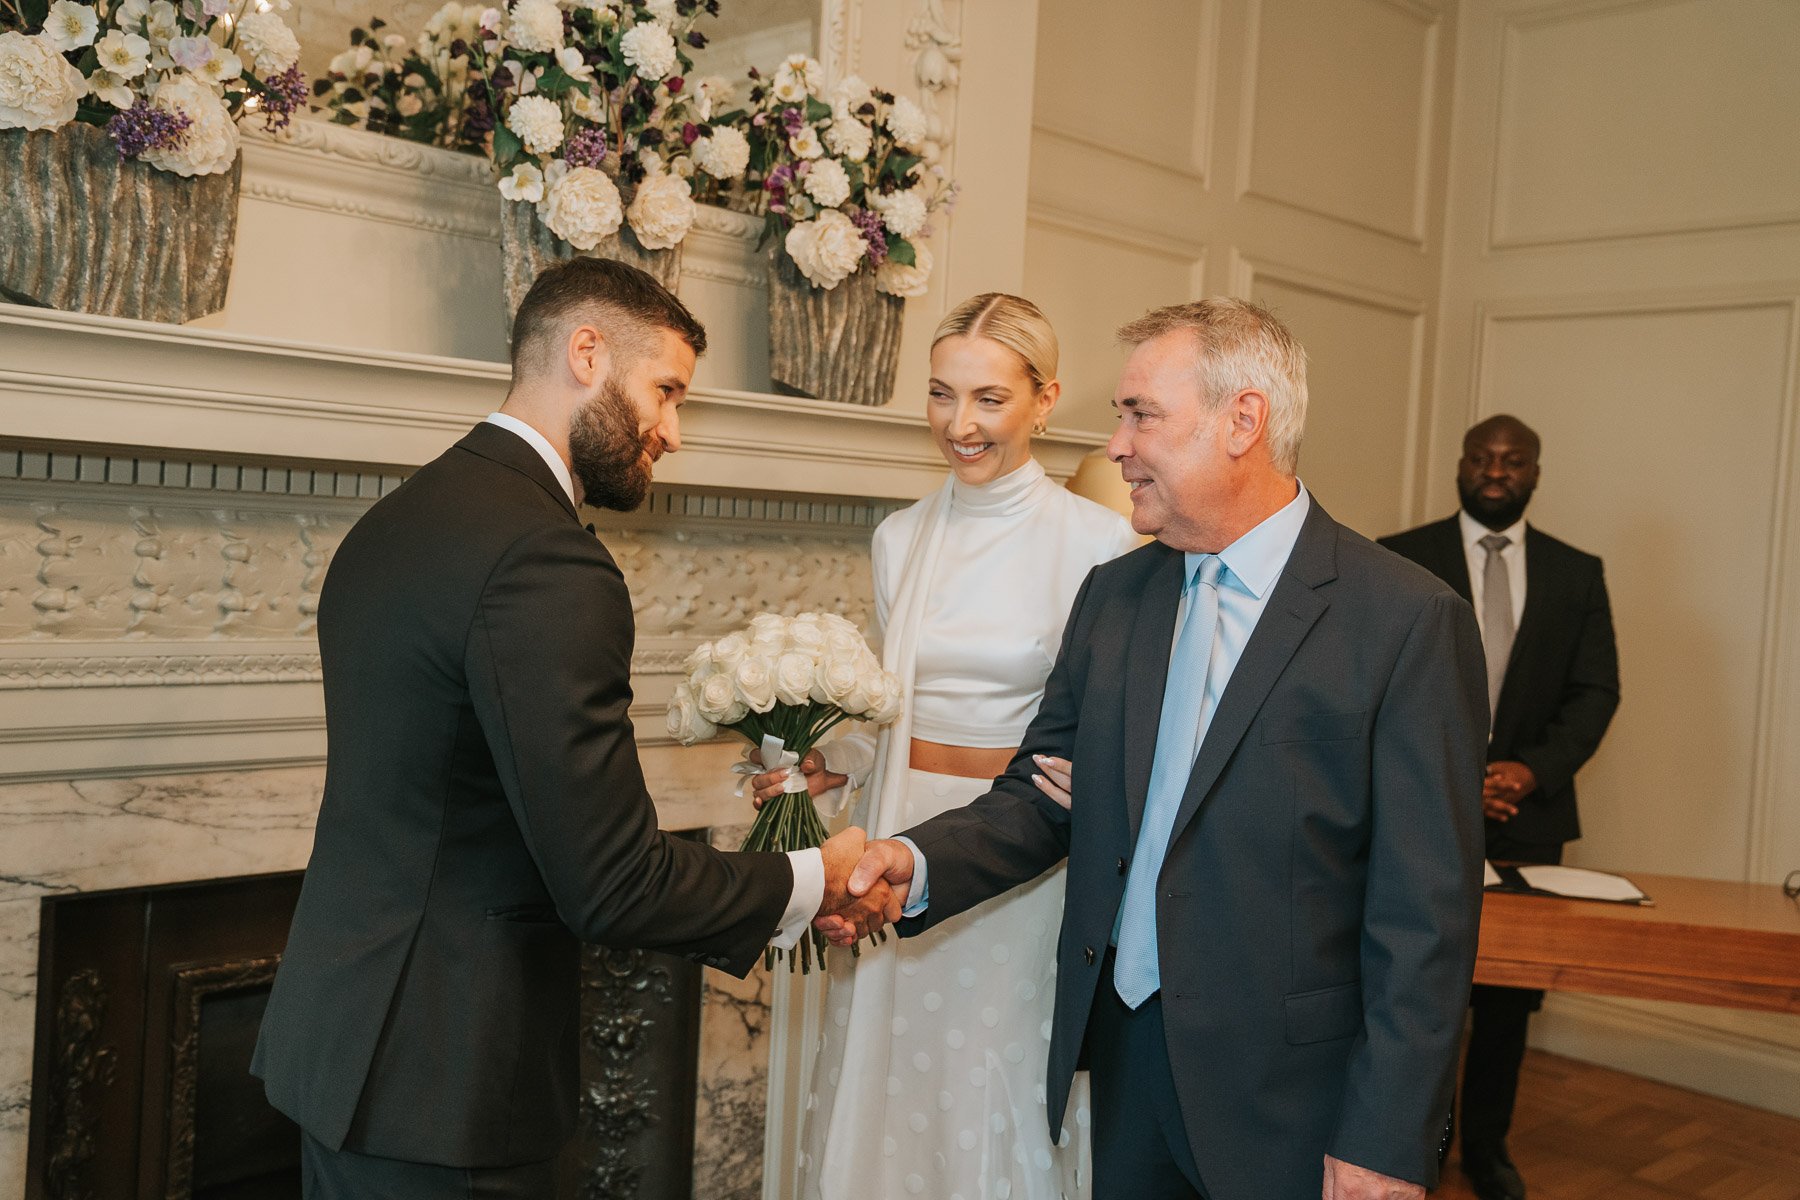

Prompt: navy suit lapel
xmin=1166 ymin=504 xmax=1340 ymax=845
xmin=1122 ymin=546 xmax=1186 ymax=842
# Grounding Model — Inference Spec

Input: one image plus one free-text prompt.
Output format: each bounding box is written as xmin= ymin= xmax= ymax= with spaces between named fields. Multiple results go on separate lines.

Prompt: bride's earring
xmin=1032 ymin=420 xmax=1047 ymax=436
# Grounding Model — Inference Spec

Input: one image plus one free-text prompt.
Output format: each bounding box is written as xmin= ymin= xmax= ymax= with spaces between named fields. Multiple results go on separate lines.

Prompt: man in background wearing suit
xmin=826 ymin=300 xmax=1490 ymax=1200
xmin=254 ymin=259 xmax=882 ymax=1198
xmin=1380 ymin=414 xmax=1620 ymax=1200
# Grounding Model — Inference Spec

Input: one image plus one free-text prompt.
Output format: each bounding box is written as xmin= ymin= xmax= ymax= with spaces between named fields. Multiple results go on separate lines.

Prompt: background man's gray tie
xmin=1480 ymin=533 xmax=1514 ymax=716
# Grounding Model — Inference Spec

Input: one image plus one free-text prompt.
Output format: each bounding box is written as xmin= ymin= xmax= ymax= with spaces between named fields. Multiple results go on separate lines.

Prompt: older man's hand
xmin=816 ymin=838 xmax=914 ymax=945
xmin=1322 ymin=1155 xmax=1424 ymax=1200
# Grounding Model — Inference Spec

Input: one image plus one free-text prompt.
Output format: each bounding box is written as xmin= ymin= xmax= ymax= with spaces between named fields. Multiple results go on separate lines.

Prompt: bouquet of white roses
xmin=667 ymin=610 xmax=902 ymax=971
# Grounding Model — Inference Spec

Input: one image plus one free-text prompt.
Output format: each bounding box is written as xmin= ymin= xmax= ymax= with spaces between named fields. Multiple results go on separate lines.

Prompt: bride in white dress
xmin=753 ymin=294 xmax=1136 ymax=1200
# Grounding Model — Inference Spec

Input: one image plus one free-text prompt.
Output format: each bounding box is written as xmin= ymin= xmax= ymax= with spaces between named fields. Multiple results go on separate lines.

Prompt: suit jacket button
xmin=1083 ymin=946 xmax=1096 ymax=965
xmin=1117 ymin=857 xmax=1126 ymax=875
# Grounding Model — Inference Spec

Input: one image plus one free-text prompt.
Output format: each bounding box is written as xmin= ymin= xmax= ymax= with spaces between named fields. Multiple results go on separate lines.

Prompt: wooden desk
xmin=1474 ymin=871 xmax=1800 ymax=1014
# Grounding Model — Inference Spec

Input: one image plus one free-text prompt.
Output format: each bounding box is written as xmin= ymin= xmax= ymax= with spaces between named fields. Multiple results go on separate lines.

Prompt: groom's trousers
xmin=1087 ymin=950 xmax=1210 ymax=1200
xmin=301 ymin=1131 xmax=557 ymax=1199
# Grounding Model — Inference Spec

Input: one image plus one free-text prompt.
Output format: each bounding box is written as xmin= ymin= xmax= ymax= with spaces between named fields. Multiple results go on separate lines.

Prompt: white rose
xmin=235 ymin=11 xmax=301 ymax=75
xmin=141 ymin=72 xmax=239 ymax=176
xmin=812 ymin=654 xmax=860 ymax=707
xmin=93 ymin=29 xmax=150 ymax=80
xmin=539 ymin=164 xmax=623 ymax=250
xmin=713 ymin=631 xmax=753 ymax=669
xmin=857 ymin=672 xmax=896 ymax=721
xmin=506 ymin=93 xmax=564 ymax=154
xmin=774 ymin=652 xmax=816 ymax=707
xmin=747 ymin=613 xmax=787 ymax=638
xmin=619 ymin=20 xmax=676 ymax=81
xmin=786 ymin=620 xmax=826 ymax=656
xmin=868 ymin=671 xmax=904 ymax=723
xmin=666 ymin=682 xmax=717 ymax=744
xmin=85 ymin=68 xmax=133 ymax=108
xmin=44 ymin=2 xmax=98 ymax=52
xmin=789 ymin=125 xmax=823 ymax=160
xmin=784 ymin=209 xmax=867 ymax=291
xmin=886 ymin=94 xmax=927 ymax=148
xmin=802 ymin=157 xmax=850 ymax=209
xmin=691 ymin=124 xmax=748 ymax=179
xmin=498 ymin=161 xmax=545 ymax=203
xmin=877 ymin=241 xmax=932 ymax=298
xmin=506 ymin=0 xmax=564 ymax=54
xmin=697 ymin=671 xmax=745 ymax=725
xmin=823 ymin=116 xmax=872 ymax=162
xmin=873 ymin=186 xmax=928 ymax=238
xmin=734 ymin=657 xmax=777 ymax=714
xmin=0 ymin=32 xmax=85 ymax=132
xmin=626 ymin=170 xmax=696 ymax=250
xmin=684 ymin=640 xmax=716 ymax=676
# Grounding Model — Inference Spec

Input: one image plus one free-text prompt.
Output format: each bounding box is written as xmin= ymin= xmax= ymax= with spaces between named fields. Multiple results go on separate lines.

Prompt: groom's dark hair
xmin=510 ymin=257 xmax=708 ymax=375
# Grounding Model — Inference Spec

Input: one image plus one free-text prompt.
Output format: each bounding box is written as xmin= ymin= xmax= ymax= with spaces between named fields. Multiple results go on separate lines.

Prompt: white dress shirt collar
xmin=1458 ymin=508 xmax=1526 ymax=553
xmin=484 ymin=412 xmax=576 ymax=508
xmin=1188 ymin=482 xmax=1312 ymax=598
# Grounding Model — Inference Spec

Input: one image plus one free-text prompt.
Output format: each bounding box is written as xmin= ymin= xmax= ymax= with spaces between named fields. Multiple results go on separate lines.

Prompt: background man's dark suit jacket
xmin=896 ymin=500 xmax=1489 ymax=1199
xmin=1378 ymin=517 xmax=1619 ymax=853
xmin=253 ymin=423 xmax=794 ymax=1168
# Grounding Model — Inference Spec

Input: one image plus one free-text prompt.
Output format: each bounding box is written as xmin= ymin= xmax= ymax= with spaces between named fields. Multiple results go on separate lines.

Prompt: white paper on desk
xmin=1515 ymin=864 xmax=1647 ymax=903
xmin=1483 ymin=860 xmax=1502 ymax=888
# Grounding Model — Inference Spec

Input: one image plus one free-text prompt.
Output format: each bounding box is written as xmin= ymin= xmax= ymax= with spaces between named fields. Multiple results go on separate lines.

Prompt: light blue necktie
xmin=1114 ymin=554 xmax=1223 ymax=1009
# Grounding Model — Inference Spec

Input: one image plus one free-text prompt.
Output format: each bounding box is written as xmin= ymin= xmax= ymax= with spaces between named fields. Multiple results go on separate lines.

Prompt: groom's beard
xmin=570 ymin=374 xmax=661 ymax=512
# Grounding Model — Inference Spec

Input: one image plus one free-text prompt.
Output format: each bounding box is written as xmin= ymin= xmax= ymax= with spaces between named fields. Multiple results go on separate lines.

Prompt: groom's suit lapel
xmin=1121 ymin=546 xmax=1187 ymax=842
xmin=1166 ymin=502 xmax=1339 ymax=845
xmin=457 ymin=421 xmax=582 ymax=524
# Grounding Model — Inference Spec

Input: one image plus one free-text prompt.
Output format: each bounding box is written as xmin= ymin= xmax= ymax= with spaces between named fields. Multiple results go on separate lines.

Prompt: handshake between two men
xmin=813 ymin=828 xmax=914 ymax=945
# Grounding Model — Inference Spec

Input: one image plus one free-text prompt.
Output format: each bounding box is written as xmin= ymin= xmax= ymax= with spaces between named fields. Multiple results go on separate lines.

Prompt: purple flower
xmin=107 ymin=100 xmax=192 ymax=159
xmin=259 ymin=65 xmax=309 ymax=132
xmin=666 ymin=76 xmax=684 ymax=95
xmin=564 ymin=126 xmax=609 ymax=169
xmin=780 ymin=106 xmax=804 ymax=135
xmin=169 ymin=36 xmax=213 ymax=71
xmin=681 ymin=121 xmax=699 ymax=146
xmin=851 ymin=208 xmax=888 ymax=264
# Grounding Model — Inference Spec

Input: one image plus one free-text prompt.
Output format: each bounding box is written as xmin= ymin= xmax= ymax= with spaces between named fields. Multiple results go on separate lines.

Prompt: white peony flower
xmin=235 ymin=11 xmax=301 ymax=75
xmin=691 ymin=124 xmax=749 ymax=179
xmin=823 ymin=115 xmax=872 ymax=162
xmin=872 ymin=186 xmax=928 ymax=238
xmin=44 ymin=2 xmax=98 ymax=52
xmin=784 ymin=209 xmax=867 ymax=290
xmin=198 ymin=48 xmax=243 ymax=86
xmin=802 ymin=157 xmax=851 ymax=209
xmin=142 ymin=71 xmax=239 ymax=176
xmin=539 ymin=165 xmax=623 ymax=250
xmin=498 ymin=161 xmax=545 ymax=202
xmin=506 ymin=0 xmax=564 ymax=53
xmin=773 ymin=652 xmax=816 ymax=707
xmin=876 ymin=241 xmax=932 ymax=298
xmin=619 ymin=20 xmax=676 ymax=81
xmin=626 ymin=171 xmax=696 ymax=250
xmin=85 ymin=67 xmax=133 ymax=108
xmin=789 ymin=126 xmax=822 ymax=160
xmin=886 ymin=94 xmax=927 ymax=147
xmin=733 ymin=657 xmax=777 ymax=714
xmin=0 ymin=32 xmax=86 ymax=132
xmin=506 ymin=93 xmax=564 ymax=154
xmin=93 ymin=30 xmax=150 ymax=79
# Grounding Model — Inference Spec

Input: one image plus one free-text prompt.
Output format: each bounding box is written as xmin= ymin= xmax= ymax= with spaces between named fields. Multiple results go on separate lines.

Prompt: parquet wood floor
xmin=1433 ymin=1051 xmax=1800 ymax=1199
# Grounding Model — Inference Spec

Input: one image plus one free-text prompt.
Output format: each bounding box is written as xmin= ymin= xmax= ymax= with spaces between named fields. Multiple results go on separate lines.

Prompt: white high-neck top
xmin=875 ymin=459 xmax=1139 ymax=748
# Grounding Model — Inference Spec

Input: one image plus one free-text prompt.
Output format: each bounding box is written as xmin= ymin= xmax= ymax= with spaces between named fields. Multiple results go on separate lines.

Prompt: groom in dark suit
xmin=1380 ymin=415 xmax=1620 ymax=1200
xmin=253 ymin=259 xmax=879 ymax=1197
xmin=826 ymin=299 xmax=1489 ymax=1200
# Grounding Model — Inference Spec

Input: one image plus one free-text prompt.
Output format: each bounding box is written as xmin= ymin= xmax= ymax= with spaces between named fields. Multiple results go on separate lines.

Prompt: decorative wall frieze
xmin=906 ymin=0 xmax=963 ymax=163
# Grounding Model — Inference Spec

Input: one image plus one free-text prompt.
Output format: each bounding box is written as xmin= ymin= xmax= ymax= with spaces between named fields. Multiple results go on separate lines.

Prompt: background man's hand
xmin=1322 ymin=1154 xmax=1423 ymax=1200
xmin=816 ymin=838 xmax=914 ymax=946
xmin=1481 ymin=760 xmax=1537 ymax=821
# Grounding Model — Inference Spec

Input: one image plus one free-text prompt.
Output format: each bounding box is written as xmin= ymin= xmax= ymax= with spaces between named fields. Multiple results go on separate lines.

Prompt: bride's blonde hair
xmin=931 ymin=293 xmax=1059 ymax=394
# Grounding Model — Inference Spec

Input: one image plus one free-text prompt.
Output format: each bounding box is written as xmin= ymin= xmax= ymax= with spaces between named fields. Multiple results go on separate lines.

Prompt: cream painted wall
xmin=1428 ymin=0 xmax=1800 ymax=1116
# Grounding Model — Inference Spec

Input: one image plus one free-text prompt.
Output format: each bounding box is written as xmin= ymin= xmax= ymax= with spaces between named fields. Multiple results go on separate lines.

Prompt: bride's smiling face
xmin=927 ymin=335 xmax=1058 ymax=486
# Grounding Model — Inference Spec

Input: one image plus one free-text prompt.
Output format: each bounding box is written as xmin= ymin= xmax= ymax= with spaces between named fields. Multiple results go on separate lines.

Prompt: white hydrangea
xmin=877 ymin=241 xmax=932 ymax=298
xmin=44 ymin=1 xmax=98 ymax=52
xmin=540 ymin=165 xmax=623 ymax=250
xmin=235 ymin=11 xmax=301 ymax=75
xmin=872 ymin=186 xmax=928 ymax=238
xmin=885 ymin=94 xmax=927 ymax=148
xmin=802 ymin=157 xmax=850 ymax=209
xmin=619 ymin=20 xmax=676 ymax=81
xmin=506 ymin=0 xmax=564 ymax=54
xmin=627 ymin=171 xmax=696 ymax=250
xmin=498 ymin=161 xmax=545 ymax=203
xmin=93 ymin=29 xmax=150 ymax=80
xmin=506 ymin=93 xmax=564 ymax=154
xmin=785 ymin=209 xmax=866 ymax=290
xmin=0 ymin=32 xmax=86 ymax=132
xmin=141 ymin=71 xmax=240 ymax=176
xmin=822 ymin=115 xmax=872 ymax=162
xmin=691 ymin=124 xmax=749 ymax=179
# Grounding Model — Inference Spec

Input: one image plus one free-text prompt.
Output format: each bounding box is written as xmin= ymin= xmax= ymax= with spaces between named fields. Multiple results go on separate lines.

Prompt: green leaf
xmin=493 ymin=122 xmax=522 ymax=166
xmin=803 ymin=96 xmax=832 ymax=123
xmin=883 ymin=152 xmax=921 ymax=184
xmin=886 ymin=235 xmax=916 ymax=267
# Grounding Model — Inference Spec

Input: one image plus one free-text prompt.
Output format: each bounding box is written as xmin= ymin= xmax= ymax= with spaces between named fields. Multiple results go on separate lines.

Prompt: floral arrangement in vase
xmin=314 ymin=6 xmax=488 ymax=154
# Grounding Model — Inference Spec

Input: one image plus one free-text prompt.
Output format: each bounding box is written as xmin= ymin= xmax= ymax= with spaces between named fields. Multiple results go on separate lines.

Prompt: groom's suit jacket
xmin=896 ymin=500 xmax=1488 ymax=1199
xmin=253 ymin=422 xmax=793 ymax=1168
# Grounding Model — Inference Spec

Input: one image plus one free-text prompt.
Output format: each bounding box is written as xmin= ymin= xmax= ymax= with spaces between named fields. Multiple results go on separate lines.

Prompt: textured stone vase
xmin=500 ymin=198 xmax=683 ymax=324
xmin=767 ymin=250 xmax=904 ymax=407
xmin=0 ymin=123 xmax=240 ymax=324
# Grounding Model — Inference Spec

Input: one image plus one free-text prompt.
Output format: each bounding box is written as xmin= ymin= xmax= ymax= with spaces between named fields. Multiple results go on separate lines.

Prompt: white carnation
xmin=93 ymin=30 xmax=150 ymax=80
xmin=506 ymin=0 xmax=564 ymax=53
xmin=773 ymin=652 xmax=816 ymax=707
xmin=626 ymin=171 xmax=695 ymax=250
xmin=235 ymin=11 xmax=301 ymax=75
xmin=0 ymin=32 xmax=85 ymax=132
xmin=785 ymin=209 xmax=867 ymax=290
xmin=876 ymin=241 xmax=932 ymax=298
xmin=823 ymin=116 xmax=871 ymax=162
xmin=691 ymin=125 xmax=749 ymax=179
xmin=539 ymin=165 xmax=623 ymax=250
xmin=872 ymin=186 xmax=928 ymax=238
xmin=619 ymin=20 xmax=676 ymax=81
xmin=44 ymin=2 xmax=98 ymax=52
xmin=734 ymin=657 xmax=777 ymax=714
xmin=498 ymin=161 xmax=545 ymax=203
xmin=885 ymin=94 xmax=927 ymax=147
xmin=140 ymin=72 xmax=237 ymax=176
xmin=506 ymin=93 xmax=564 ymax=154
xmin=802 ymin=157 xmax=851 ymax=209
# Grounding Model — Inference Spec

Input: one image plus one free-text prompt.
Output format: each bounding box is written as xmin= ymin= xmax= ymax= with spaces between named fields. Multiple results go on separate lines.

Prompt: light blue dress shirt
xmin=898 ymin=485 xmax=1312 ymax=923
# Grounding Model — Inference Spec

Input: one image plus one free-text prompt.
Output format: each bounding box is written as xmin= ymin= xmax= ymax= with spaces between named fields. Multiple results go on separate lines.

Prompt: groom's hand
xmin=816 ymin=839 xmax=914 ymax=946
xmin=1322 ymin=1154 xmax=1423 ymax=1200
